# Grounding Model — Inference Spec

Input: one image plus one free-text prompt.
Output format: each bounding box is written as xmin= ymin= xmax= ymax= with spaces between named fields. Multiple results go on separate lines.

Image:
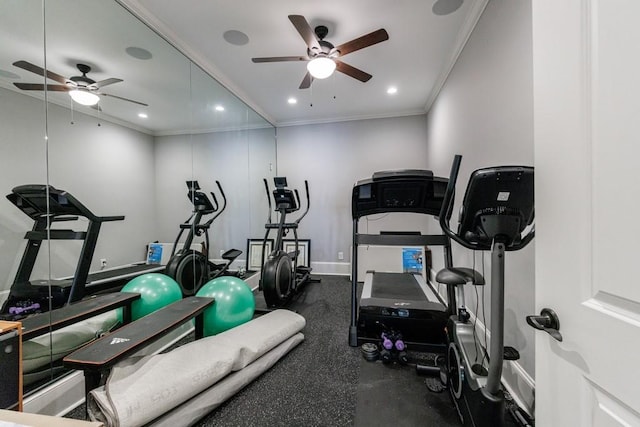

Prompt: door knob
xmin=526 ymin=308 xmax=563 ymax=342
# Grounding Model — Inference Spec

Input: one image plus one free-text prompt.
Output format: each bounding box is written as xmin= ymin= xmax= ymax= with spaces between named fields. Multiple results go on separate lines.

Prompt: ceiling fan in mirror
xmin=252 ymin=15 xmax=389 ymax=89
xmin=12 ymin=60 xmax=147 ymax=107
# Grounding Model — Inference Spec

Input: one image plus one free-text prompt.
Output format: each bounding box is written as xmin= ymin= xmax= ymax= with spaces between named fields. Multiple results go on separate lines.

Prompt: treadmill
xmin=1 ymin=184 xmax=162 ymax=317
xmin=348 ymin=170 xmax=455 ymax=352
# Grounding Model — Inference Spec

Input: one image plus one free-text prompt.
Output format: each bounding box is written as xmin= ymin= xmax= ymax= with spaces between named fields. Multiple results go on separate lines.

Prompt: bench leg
xmin=194 ymin=313 xmax=205 ymax=339
xmin=122 ymin=304 xmax=132 ymax=324
xmin=84 ymin=371 xmax=101 ymax=419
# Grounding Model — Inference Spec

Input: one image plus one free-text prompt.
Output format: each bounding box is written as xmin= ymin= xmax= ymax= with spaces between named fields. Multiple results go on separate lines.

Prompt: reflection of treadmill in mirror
xmin=349 ymin=170 xmax=456 ymax=352
xmin=0 ymin=185 xmax=162 ymax=318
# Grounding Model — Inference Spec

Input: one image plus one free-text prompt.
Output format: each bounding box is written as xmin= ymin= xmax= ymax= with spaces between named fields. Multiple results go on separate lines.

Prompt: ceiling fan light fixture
xmin=69 ymin=88 xmax=100 ymax=106
xmin=307 ymin=57 xmax=336 ymax=79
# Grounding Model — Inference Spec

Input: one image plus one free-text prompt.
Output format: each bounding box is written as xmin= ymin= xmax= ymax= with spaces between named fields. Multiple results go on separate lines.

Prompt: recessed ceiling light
xmin=288 ymin=97 xmax=297 ymax=105
xmin=215 ymin=105 xmax=225 ymax=112
xmin=387 ymin=87 xmax=398 ymax=95
xmin=138 ymin=113 xmax=148 ymax=118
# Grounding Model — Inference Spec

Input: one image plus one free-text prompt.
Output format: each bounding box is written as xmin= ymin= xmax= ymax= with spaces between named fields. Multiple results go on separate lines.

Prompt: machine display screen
xmin=351 ymin=172 xmax=448 ymax=219
xmin=359 ymin=184 xmax=372 ymax=199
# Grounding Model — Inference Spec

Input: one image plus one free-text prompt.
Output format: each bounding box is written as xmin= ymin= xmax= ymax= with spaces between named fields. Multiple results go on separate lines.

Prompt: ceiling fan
xmin=252 ymin=15 xmax=389 ymax=89
xmin=12 ymin=60 xmax=147 ymax=107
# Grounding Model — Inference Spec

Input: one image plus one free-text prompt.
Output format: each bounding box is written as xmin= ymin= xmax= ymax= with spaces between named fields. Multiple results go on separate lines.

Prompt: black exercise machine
xmin=0 ymin=185 xmax=161 ymax=318
xmin=259 ymin=177 xmax=318 ymax=308
xmin=165 ymin=180 xmax=241 ymax=296
xmin=435 ymin=155 xmax=535 ymax=426
xmin=348 ymin=170 xmax=456 ymax=352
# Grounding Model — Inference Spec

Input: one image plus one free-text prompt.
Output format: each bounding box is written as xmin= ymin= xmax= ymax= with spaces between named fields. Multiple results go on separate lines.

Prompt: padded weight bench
xmin=63 ymin=296 xmax=214 ymax=409
xmin=21 ymin=292 xmax=141 ymax=341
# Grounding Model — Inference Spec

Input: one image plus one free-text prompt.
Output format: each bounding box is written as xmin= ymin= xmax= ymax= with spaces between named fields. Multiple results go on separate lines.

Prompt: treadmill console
xmin=352 ymin=170 xmax=448 ymax=218
xmin=8 ymin=185 xmax=88 ymax=220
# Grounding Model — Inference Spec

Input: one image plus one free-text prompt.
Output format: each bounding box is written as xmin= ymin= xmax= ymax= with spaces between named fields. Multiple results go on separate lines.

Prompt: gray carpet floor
xmin=66 ymin=275 xmax=513 ymax=426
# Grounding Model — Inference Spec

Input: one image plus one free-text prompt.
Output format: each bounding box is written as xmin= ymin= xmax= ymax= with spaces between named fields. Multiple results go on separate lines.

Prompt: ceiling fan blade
xmin=334 ymin=29 xmax=389 ymax=57
xmin=252 ymin=56 xmax=308 ymax=63
xmin=91 ymin=78 xmax=123 ymax=89
xmin=100 ymin=92 xmax=148 ymax=106
xmin=288 ymin=15 xmax=321 ymax=51
xmin=335 ymin=60 xmax=372 ymax=82
xmin=13 ymin=60 xmax=68 ymax=84
xmin=13 ymin=82 xmax=69 ymax=91
xmin=299 ymin=72 xmax=314 ymax=89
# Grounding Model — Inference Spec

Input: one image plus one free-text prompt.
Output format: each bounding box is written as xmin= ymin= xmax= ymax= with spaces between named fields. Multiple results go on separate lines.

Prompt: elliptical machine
xmin=260 ymin=177 xmax=318 ymax=308
xmin=435 ymin=155 xmax=535 ymax=426
xmin=165 ymin=180 xmax=241 ymax=296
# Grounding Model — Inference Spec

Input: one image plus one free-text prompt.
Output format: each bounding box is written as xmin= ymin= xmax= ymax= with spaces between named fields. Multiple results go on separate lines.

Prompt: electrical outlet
xmin=338 ymin=251 xmax=344 ymax=260
xmin=100 ymin=258 xmax=107 ymax=268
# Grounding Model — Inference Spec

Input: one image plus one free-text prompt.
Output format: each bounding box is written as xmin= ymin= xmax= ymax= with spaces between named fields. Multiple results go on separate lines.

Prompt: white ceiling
xmin=0 ymin=0 xmax=487 ymax=133
xmin=0 ymin=0 xmax=271 ymax=135
xmin=119 ymin=0 xmax=487 ymax=127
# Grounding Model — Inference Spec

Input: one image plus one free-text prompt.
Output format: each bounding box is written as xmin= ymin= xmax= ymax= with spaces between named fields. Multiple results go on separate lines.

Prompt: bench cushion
xmin=23 ymin=310 xmax=118 ymax=383
xmin=88 ymin=309 xmax=305 ymax=427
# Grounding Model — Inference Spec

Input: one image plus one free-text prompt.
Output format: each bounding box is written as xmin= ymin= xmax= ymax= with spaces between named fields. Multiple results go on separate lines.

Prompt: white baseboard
xmin=502 ymin=356 xmax=535 ymax=416
xmin=310 ymin=261 xmax=350 ymax=276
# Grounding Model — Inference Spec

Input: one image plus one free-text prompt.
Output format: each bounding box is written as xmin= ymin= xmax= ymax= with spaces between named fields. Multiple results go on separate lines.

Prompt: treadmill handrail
xmin=356 ymin=233 xmax=449 ymax=247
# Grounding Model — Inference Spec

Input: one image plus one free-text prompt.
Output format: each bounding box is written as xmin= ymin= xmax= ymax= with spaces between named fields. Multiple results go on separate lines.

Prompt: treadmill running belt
xmin=371 ymin=272 xmax=427 ymax=301
xmin=87 ymin=265 xmax=162 ymax=283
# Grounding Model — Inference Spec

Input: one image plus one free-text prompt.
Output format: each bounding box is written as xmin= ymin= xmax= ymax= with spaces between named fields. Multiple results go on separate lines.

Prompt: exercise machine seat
xmin=435 ymin=267 xmax=485 ymax=286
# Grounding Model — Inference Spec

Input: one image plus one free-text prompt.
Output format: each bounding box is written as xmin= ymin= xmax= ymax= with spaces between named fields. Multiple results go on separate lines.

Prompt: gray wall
xmin=0 ymin=0 xmax=535 ymax=410
xmin=275 ymin=0 xmax=536 ymax=412
xmin=0 ymin=88 xmax=156 ymax=289
xmin=153 ymin=128 xmax=275 ymax=263
xmin=275 ymin=114 xmax=437 ymax=273
xmin=425 ymin=0 xmax=535 ymax=409
xmin=0 ymin=88 xmax=48 ymax=288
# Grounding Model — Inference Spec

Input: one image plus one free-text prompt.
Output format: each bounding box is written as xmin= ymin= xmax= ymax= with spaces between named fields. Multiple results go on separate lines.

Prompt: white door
xmin=533 ymin=0 xmax=640 ymax=425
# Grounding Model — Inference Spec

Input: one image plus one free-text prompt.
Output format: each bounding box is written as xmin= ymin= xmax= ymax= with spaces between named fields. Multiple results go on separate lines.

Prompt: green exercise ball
xmin=118 ymin=273 xmax=182 ymax=322
xmin=196 ymin=276 xmax=255 ymax=336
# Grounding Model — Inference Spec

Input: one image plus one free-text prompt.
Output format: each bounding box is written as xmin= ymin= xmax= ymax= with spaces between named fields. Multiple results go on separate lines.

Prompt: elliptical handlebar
xmin=294 ymin=180 xmax=310 ymax=225
xmin=294 ymin=189 xmax=301 ymax=212
xmin=439 ymin=155 xmax=464 ymax=247
xmin=205 ymin=180 xmax=227 ymax=226
xmin=263 ymin=178 xmax=273 ymax=224
xmin=263 ymin=177 xmax=310 ymax=225
xmin=209 ymin=190 xmax=219 ymax=213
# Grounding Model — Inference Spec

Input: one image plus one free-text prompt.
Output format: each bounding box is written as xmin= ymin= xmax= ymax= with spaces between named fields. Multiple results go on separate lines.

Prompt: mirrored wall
xmin=0 ymin=0 xmax=275 ymax=395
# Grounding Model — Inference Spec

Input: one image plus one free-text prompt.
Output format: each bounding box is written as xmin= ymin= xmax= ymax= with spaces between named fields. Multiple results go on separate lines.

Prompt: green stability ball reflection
xmin=196 ymin=276 xmax=255 ymax=336
xmin=118 ymin=273 xmax=183 ymax=322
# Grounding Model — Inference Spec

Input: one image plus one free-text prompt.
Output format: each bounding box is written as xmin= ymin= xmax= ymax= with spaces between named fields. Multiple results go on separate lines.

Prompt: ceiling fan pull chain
xmin=70 ymin=98 xmax=75 ymax=125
